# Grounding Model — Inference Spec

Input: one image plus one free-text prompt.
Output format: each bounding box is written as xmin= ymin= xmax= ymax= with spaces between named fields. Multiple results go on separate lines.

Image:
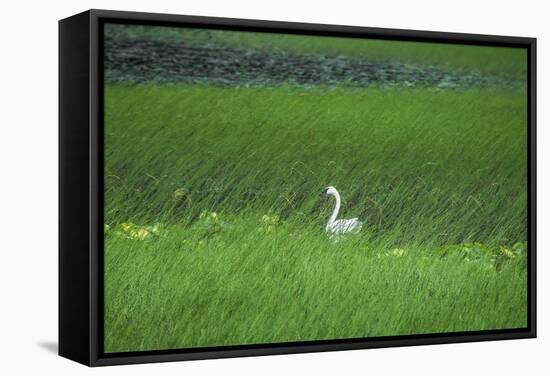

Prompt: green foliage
xmin=103 ymin=219 xmax=528 ymax=352
xmin=195 ymin=210 xmax=231 ymax=240
xmin=103 ymin=84 xmax=528 ymax=353
xmin=258 ymin=214 xmax=281 ymax=234
xmin=435 ymin=241 xmax=527 ymax=271
xmin=104 ymin=85 xmax=527 ymax=247
xmin=106 ymin=222 xmax=162 ymax=240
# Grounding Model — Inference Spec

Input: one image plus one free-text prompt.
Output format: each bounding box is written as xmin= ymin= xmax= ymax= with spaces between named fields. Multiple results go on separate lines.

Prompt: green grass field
xmin=103 ymin=85 xmax=528 ymax=352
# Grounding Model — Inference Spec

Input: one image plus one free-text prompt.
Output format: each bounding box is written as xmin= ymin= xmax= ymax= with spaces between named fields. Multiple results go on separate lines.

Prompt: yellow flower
xmin=134 ymin=228 xmax=149 ymax=240
xmin=499 ymin=246 xmax=515 ymax=259
xmin=120 ymin=223 xmax=132 ymax=232
xmin=115 ymin=222 xmax=155 ymax=240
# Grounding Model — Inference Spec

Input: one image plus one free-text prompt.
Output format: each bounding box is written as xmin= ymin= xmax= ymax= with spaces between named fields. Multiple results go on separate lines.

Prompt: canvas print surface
xmin=102 ymin=23 xmax=528 ymax=353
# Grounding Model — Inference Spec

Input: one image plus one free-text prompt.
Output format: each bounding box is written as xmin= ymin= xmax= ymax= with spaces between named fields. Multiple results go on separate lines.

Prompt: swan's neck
xmin=328 ymin=191 xmax=341 ymax=227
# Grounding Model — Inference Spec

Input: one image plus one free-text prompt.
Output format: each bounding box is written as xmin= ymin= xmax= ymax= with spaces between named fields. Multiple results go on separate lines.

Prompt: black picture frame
xmin=59 ymin=8 xmax=537 ymax=367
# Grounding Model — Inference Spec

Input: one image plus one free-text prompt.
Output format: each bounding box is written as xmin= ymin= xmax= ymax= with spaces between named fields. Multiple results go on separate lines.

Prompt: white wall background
xmin=0 ymin=0 xmax=547 ymax=374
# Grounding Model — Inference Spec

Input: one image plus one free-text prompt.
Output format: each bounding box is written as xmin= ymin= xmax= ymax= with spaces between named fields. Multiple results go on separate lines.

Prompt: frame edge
xmin=59 ymin=10 xmax=93 ymax=367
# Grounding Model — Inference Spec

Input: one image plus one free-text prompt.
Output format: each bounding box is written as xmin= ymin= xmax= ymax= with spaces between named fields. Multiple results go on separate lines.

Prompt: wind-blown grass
xmin=103 ymin=84 xmax=527 ymax=352
xmin=104 ymin=218 xmax=526 ymax=352
xmin=105 ymin=85 xmax=527 ymax=245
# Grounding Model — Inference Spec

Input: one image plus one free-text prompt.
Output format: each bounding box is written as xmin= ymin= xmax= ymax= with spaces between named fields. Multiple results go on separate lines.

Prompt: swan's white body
xmin=322 ymin=186 xmax=362 ymax=237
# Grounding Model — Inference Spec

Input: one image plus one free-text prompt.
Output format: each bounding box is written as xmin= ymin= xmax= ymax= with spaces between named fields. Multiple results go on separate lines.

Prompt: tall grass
xmin=105 ymin=85 xmax=527 ymax=246
xmin=103 ymin=84 xmax=527 ymax=352
xmin=104 ymin=220 xmax=526 ymax=352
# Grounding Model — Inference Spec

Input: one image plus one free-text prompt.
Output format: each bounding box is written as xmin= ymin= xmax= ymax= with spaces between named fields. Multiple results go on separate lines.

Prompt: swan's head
xmin=321 ymin=186 xmax=338 ymax=196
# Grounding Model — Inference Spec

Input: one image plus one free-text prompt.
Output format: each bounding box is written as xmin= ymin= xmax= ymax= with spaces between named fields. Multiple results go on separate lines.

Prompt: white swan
xmin=321 ymin=186 xmax=363 ymax=237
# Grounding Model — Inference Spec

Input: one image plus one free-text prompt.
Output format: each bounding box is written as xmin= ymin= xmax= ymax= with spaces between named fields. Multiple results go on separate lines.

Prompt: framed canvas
xmin=59 ymin=9 xmax=536 ymax=366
